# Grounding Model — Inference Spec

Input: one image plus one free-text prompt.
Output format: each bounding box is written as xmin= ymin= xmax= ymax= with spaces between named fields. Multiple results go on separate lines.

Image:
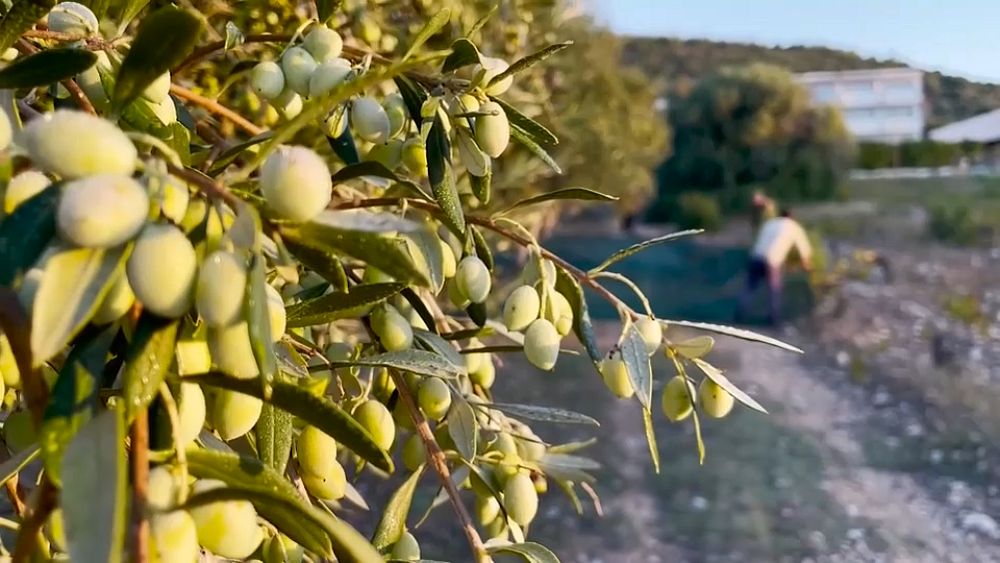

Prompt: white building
xmin=795 ymin=68 xmax=925 ymax=144
xmin=929 ymin=108 xmax=1000 ymax=144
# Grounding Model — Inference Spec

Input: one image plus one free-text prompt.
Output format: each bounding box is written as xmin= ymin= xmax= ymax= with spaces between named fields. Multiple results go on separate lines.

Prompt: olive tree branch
xmin=130 ymin=409 xmax=151 ymax=563
xmin=169 ymin=83 xmax=265 ymax=136
xmin=166 ymin=163 xmax=242 ymax=209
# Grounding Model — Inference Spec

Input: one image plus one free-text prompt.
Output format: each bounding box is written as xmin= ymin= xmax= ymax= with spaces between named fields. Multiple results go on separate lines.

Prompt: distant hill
xmin=622 ymin=37 xmax=1000 ymax=129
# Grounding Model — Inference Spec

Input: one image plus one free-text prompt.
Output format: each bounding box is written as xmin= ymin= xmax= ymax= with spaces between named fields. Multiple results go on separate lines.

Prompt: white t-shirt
xmin=752 ymin=217 xmax=812 ymax=267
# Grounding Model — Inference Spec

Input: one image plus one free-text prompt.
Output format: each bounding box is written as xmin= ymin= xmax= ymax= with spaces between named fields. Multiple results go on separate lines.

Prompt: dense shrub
xmin=675 ymin=193 xmax=723 ymax=231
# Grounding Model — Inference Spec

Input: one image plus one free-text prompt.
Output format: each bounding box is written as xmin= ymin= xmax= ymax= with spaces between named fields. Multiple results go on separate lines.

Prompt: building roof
xmin=795 ymin=67 xmax=923 ymax=83
xmin=929 ymin=108 xmax=1000 ymax=143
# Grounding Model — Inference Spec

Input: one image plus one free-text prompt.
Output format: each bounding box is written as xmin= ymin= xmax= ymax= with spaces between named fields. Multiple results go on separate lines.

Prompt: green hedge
xmin=856 ymin=141 xmax=983 ymax=169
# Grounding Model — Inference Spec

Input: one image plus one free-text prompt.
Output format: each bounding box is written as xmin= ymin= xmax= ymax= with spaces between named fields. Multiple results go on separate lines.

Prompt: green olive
xmin=92 ymin=273 xmax=135 ymax=325
xmin=371 ymin=305 xmax=413 ymax=351
xmin=296 ymin=425 xmax=338 ymax=478
xmin=401 ymin=433 xmax=425 ymax=472
xmin=209 ymin=390 xmax=262 ymax=441
xmin=260 ymin=145 xmax=333 ymax=222
xmin=544 ymin=290 xmax=574 ymax=336
xmin=301 ymin=459 xmax=347 ymax=500
xmin=303 ymin=25 xmax=344 ymax=62
xmin=401 ymin=136 xmax=427 ymax=177
xmin=189 ymin=479 xmax=263 ymax=558
xmin=3 ymin=410 xmax=36 ymax=453
xmin=177 ymin=382 xmax=206 ymax=446
xmin=365 ymin=139 xmax=404 ymax=170
xmin=351 ymin=96 xmax=391 ymax=143
xmin=4 ymin=170 xmax=50 ymax=214
xmin=208 ymin=322 xmax=258 ymax=379
xmin=635 ymin=318 xmax=663 ymax=356
xmin=475 ymin=494 xmax=501 ymax=525
xmin=417 ymin=377 xmax=452 ymax=421
xmin=280 ymin=46 xmax=317 ymax=96
xmin=389 ymin=531 xmax=421 ymax=561
xmin=57 ymin=174 xmax=148 ymax=248
xmin=503 ymin=285 xmax=540 ymax=332
xmin=149 ymin=510 xmax=199 ymax=563
xmin=354 ymin=399 xmax=395 ymax=451
xmin=24 ymin=110 xmax=137 ymax=179
xmin=661 ymin=375 xmax=696 ymax=422
xmin=470 ymin=356 xmax=496 ymax=389
xmin=523 ymin=319 xmax=560 ymax=371
xmin=698 ymin=379 xmax=735 ymax=418
xmin=126 ymin=223 xmax=197 ymax=318
xmin=309 ymin=58 xmax=351 ymax=97
xmin=250 ymin=61 xmax=285 ymax=100
xmin=503 ymin=472 xmax=538 ymax=526
xmin=196 ymin=250 xmax=247 ymax=327
xmin=142 ymin=71 xmax=171 ymax=104
xmin=476 ymin=56 xmax=513 ymax=96
xmin=455 ymin=256 xmax=491 ymax=304
xmin=383 ymin=92 xmax=408 ymax=138
xmin=147 ymin=465 xmax=178 ymax=510
xmin=474 ymin=101 xmax=510 ymax=158
xmin=599 ymin=357 xmax=634 ymax=399
xmin=47 ymin=2 xmax=98 ymax=36
xmin=1 ymin=334 xmax=21 ymax=389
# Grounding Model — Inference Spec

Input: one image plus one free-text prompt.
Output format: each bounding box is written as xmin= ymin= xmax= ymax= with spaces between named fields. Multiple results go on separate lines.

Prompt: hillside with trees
xmin=623 ymin=37 xmax=1000 ymax=129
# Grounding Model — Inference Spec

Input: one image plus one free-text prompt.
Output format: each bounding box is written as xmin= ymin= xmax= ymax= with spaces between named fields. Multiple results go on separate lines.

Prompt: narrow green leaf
xmin=283 ymin=239 xmax=348 ymax=291
xmin=118 ymin=0 xmax=151 ymax=28
xmin=327 ymin=128 xmax=361 ymax=165
xmin=400 ymin=288 xmax=438 ymax=335
xmin=487 ymin=542 xmax=560 ymax=563
xmin=554 ymin=267 xmax=600 ymax=366
xmin=469 ymin=226 xmax=494 ymax=272
xmin=499 ymin=188 xmax=616 ymax=215
xmin=112 ymin=6 xmax=202 ymax=109
xmin=41 ymin=327 xmax=115 ymax=487
xmin=488 ymin=41 xmax=573 ymax=87
xmin=0 ymin=444 xmax=39 ymax=487
xmin=537 ymin=453 xmax=599 ymax=483
xmin=466 ymin=301 xmax=487 ymax=327
xmin=255 ymin=403 xmax=293 ymax=475
xmin=447 ymin=397 xmax=477 ymax=461
xmin=246 ymin=252 xmax=277 ymax=396
xmin=0 ymin=0 xmax=55 ymax=52
xmin=510 ymin=125 xmax=562 ymax=174
xmin=122 ymin=315 xmax=178 ymax=421
xmin=469 ymin=163 xmax=492 ymax=205
xmin=405 ymin=227 xmax=445 ymax=292
xmin=330 ymin=161 xmax=424 ymax=196
xmin=554 ymin=479 xmax=583 ymax=515
xmin=403 ymin=8 xmax=451 ymax=60
xmin=280 ymin=219 xmax=428 ymax=287
xmin=328 ymin=349 xmax=465 ymax=378
xmin=467 ymin=4 xmax=498 ymax=36
xmin=286 ymin=283 xmax=405 ymax=328
xmin=441 ymin=38 xmax=481 ymax=73
xmin=206 ymin=132 xmax=274 ymax=176
xmin=393 ymin=75 xmax=427 ymax=126
xmin=186 ymin=374 xmax=393 ymax=471
xmin=315 ymin=0 xmax=342 ymax=23
xmin=691 ymin=358 xmax=768 ymax=414
xmin=491 ymin=98 xmax=558 ymax=147
xmin=485 ymin=402 xmax=598 ymax=426
xmin=31 ymin=245 xmax=129 ymax=366
xmin=0 ymin=49 xmax=96 ymax=88
xmin=590 ymin=230 xmax=703 ymax=274
xmin=61 ymin=405 xmax=127 ymax=563
xmin=427 ymin=117 xmax=465 ymax=237
xmin=412 ymin=329 xmax=464 ymax=371
xmin=642 ymin=407 xmax=660 ymax=474
xmin=0 ymin=184 xmax=58 ymax=286
xmin=371 ymin=466 xmax=425 ymax=551
xmin=661 ymin=319 xmax=803 ymax=353
xmin=620 ymin=323 xmax=653 ymax=410
xmin=75 ymin=0 xmax=112 ymax=20
xmin=166 ymin=121 xmax=192 ymax=166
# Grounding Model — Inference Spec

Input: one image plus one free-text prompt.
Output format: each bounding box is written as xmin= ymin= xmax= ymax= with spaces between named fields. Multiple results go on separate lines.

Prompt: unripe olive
xmin=474 ymin=101 xmax=510 ymax=158
xmin=127 ymin=223 xmax=197 ymax=318
xmin=281 ymin=47 xmax=317 ymax=96
xmin=383 ymin=93 xmax=407 ymax=139
xmin=297 ymin=425 xmax=337 ymax=478
xmin=273 ymin=88 xmax=303 ymax=119
xmin=176 ymin=339 xmax=211 ymax=376
xmin=490 ymin=432 xmax=518 ymax=457
xmin=439 ymin=240 xmax=457 ymax=279
xmin=266 ymin=284 xmax=286 ymax=343
xmin=503 ymin=285 xmax=540 ymax=332
xmin=46 ymin=509 xmax=66 ymax=552
xmin=447 ymin=278 xmax=470 ymax=309
xmin=209 ymin=390 xmax=263 ymax=441
xmin=475 ymin=494 xmax=501 ymax=525
xmin=47 ymin=2 xmax=98 ymax=36
xmin=463 ymin=339 xmax=486 ymax=373
xmin=260 ymin=145 xmax=333 ymax=223
xmin=515 ymin=434 xmax=546 ymax=462
xmin=250 ymin=61 xmax=284 ymax=100
xmin=457 ymin=128 xmax=490 ymax=177
xmin=635 ymin=317 xmax=663 ymax=356
xmin=91 ymin=272 xmax=134 ymax=325
xmin=24 ymin=110 xmax=137 ymax=178
xmin=476 ymin=56 xmax=513 ymax=96
xmin=196 ymin=251 xmax=247 ymax=327
xmin=356 ymin=16 xmax=382 ymax=45
xmin=698 ymin=379 xmax=735 ymax=418
xmin=0 ymin=334 xmax=21 ymax=389
xmin=673 ymin=335 xmax=715 ymax=360
xmin=545 ymin=290 xmax=573 ymax=336
xmin=0 ymin=48 xmax=14 ymax=62
xmin=456 ymin=256 xmax=491 ymax=304
xmin=365 ymin=139 xmax=403 ymax=170
xmin=390 ymin=531 xmax=420 ymax=561
xmin=265 ymin=533 xmax=305 ymax=563
xmin=309 ymin=58 xmax=351 ymax=98
xmin=523 ymin=318 xmax=560 ymax=371
xmin=503 ymin=472 xmax=539 ymax=526
xmin=303 ymin=26 xmax=344 ymax=62
xmin=4 ymin=170 xmax=50 ymax=214
xmin=57 ymin=175 xmax=149 ymax=248
xmin=152 ymin=175 xmax=189 ymax=224
xmin=190 ymin=479 xmax=263 ymax=558
xmin=324 ymin=105 xmax=349 ymax=139
xmin=371 ymin=305 xmax=413 ymax=352
xmin=0 ymin=108 xmax=10 ymax=151
xmin=661 ymin=375 xmax=696 ymax=422
xmin=301 ymin=459 xmax=347 ymax=500
xmin=483 ymin=513 xmax=507 ymax=540
xmin=351 ymin=96 xmax=391 ymax=143
xmin=354 ymin=399 xmax=395 ymax=451
xmin=524 ymin=258 xmax=557 ymax=287
xmin=599 ymin=357 xmax=634 ymax=399
xmin=179 ymin=197 xmax=207 ymax=233
xmin=75 ymin=50 xmax=111 ymax=112
xmin=417 ymin=377 xmax=451 ymax=421
xmin=451 ymin=93 xmax=480 ymax=127
xmin=150 ymin=511 xmax=199 ymax=563
xmin=208 ymin=322 xmax=258 ymax=379
xmin=177 ymin=382 xmax=206 ymax=446
xmin=142 ymin=71 xmax=171 ymax=104
xmin=3 ymin=410 xmax=36 ymax=453
xmin=392 ymin=399 xmax=416 ymax=433
xmin=147 ymin=466 xmax=177 ymax=510
xmin=470 ymin=357 xmax=495 ymax=389
xmin=401 ymin=433 xmax=425 ymax=471
xmin=401 ymin=137 xmax=428 ymax=178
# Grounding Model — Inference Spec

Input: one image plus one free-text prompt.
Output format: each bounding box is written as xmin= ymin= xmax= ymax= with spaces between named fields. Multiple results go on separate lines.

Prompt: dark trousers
xmin=735 ymin=257 xmax=783 ymax=325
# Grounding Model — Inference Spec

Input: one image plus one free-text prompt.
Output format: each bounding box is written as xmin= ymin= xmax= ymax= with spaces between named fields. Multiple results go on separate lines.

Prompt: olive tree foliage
xmin=652 ymin=63 xmax=854 ymax=220
xmin=0 ymin=2 xmax=796 ymax=562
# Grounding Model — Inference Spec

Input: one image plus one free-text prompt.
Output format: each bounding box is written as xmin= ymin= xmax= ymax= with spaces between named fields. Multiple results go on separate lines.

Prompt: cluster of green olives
xmin=501 ymin=257 xmax=573 ymax=371
xmin=660 ymin=335 xmax=737 ymax=421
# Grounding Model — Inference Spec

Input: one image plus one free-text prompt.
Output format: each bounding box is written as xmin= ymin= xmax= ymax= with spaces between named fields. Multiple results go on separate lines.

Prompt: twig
xmin=173 ymin=33 xmax=294 ymax=74
xmin=21 ymin=29 xmax=110 ymax=49
xmin=0 ymin=290 xmax=48 ymax=427
xmin=166 ymin=163 xmax=242 ymax=208
xmin=130 ymin=410 xmax=150 ymax=563
xmin=158 ymin=383 xmax=188 ymax=503
xmin=11 ymin=478 xmax=56 ymax=563
xmin=4 ymin=478 xmax=25 ymax=516
xmin=61 ymin=78 xmax=97 ymax=114
xmin=169 ymin=84 xmax=265 ymax=136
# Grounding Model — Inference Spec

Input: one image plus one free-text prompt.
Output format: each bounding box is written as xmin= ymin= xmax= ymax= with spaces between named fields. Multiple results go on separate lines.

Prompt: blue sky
xmin=588 ymin=0 xmax=1000 ymax=83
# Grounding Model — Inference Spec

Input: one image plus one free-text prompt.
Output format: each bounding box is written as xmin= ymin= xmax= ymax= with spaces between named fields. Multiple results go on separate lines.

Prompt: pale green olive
xmin=296 ymin=425 xmax=338 ymax=478
xmin=91 ymin=273 xmax=135 ymax=325
xmin=440 ymin=240 xmax=457 ymax=278
xmin=4 ymin=170 xmax=50 ymax=214
xmin=127 ymin=223 xmax=197 ymax=318
xmin=390 ymin=531 xmax=420 ymax=561
xmin=503 ymin=472 xmax=538 ymax=526
xmin=281 ymin=46 xmax=317 ymax=96
xmin=260 ymin=145 xmax=332 ymax=222
xmin=661 ymin=375 xmax=696 ymax=422
xmin=250 ymin=61 xmax=285 ymax=100
xmin=598 ymin=357 xmax=634 ymax=399
xmin=354 ymin=399 xmax=395 ymax=451
xmin=698 ymin=379 xmax=735 ymax=418
xmin=196 ymin=250 xmax=247 ymax=327
xmin=189 ymin=479 xmax=263 ymax=558
xmin=209 ymin=390 xmax=262 ymax=441
xmin=401 ymin=433 xmax=425 ymax=471
xmin=150 ymin=510 xmax=199 ymax=563
xmin=175 ymin=339 xmax=211 ymax=376
xmin=475 ymin=494 xmax=500 ymax=525
xmin=155 ymin=175 xmax=190 ymax=224
xmin=371 ymin=305 xmax=413 ymax=352
xmin=417 ymin=377 xmax=452 ymax=421
xmin=635 ymin=317 xmax=663 ymax=356
xmin=545 ymin=290 xmax=573 ymax=336
xmin=300 ymin=460 xmax=347 ymax=500
xmin=469 ymin=357 xmax=495 ymax=389
xmin=401 ymin=136 xmax=427 ymax=177
xmin=273 ymin=88 xmax=303 ymax=120
xmin=365 ymin=139 xmax=403 ymax=170
xmin=47 ymin=2 xmax=98 ymax=36
xmin=503 ymin=285 xmax=540 ymax=332
xmin=303 ymin=26 xmax=344 ymax=62
xmin=524 ymin=257 xmax=556 ymax=287
xmin=208 ymin=322 xmax=258 ymax=379
xmin=177 ymin=382 xmax=206 ymax=446
xmin=324 ymin=105 xmax=349 ymax=138
xmin=142 ymin=71 xmax=171 ymax=104
xmin=57 ymin=175 xmax=149 ymax=248
xmin=383 ymin=92 xmax=407 ymax=138
xmin=0 ymin=333 xmax=20 ymax=389
xmin=476 ymin=56 xmax=513 ymax=96
xmin=474 ymin=101 xmax=510 ymax=158
xmin=147 ymin=466 xmax=179 ymax=510
xmin=24 ymin=110 xmax=137 ymax=178
xmin=351 ymin=96 xmax=391 ymax=143
xmin=3 ymin=410 xmax=35 ymax=453
xmin=309 ymin=58 xmax=351 ymax=97
xmin=455 ymin=256 xmax=491 ymax=304
xmin=266 ymin=283 xmax=286 ymax=342
xmin=523 ymin=319 xmax=560 ymax=371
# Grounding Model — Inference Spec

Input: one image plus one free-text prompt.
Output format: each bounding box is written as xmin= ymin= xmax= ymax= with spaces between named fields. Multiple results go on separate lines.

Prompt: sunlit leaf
xmin=0 ymin=184 xmax=58 ymax=286
xmin=427 ymin=117 xmax=465 ymax=237
xmin=122 ymin=315 xmax=179 ymax=421
xmin=691 ymin=357 xmax=768 ymax=414
xmin=499 ymin=188 xmax=616 ymax=215
xmin=554 ymin=267 xmax=600 ymax=366
xmin=488 ymin=41 xmax=572 ymax=86
xmin=661 ymin=319 xmax=803 ymax=353
xmin=371 ymin=466 xmax=424 ymax=551
xmin=590 ymin=230 xmax=703 ymax=273
xmin=328 ymin=349 xmax=465 ymax=378
xmin=510 ymin=124 xmax=562 ymax=174
xmin=447 ymin=397 xmax=477 ymax=460
xmin=442 ymin=38 xmax=480 ymax=73
xmin=255 ymin=403 xmax=293 ymax=475
xmin=0 ymin=0 xmax=54 ymax=52
xmin=403 ymin=8 xmax=450 ymax=60
xmin=487 ymin=542 xmax=560 ymax=563
xmin=642 ymin=407 xmax=660 ymax=474
xmin=619 ymin=323 xmax=653 ymax=409
xmin=0 ymin=48 xmax=96 ymax=88
xmin=491 ymin=98 xmax=558 ymax=147
xmin=286 ymin=283 xmax=405 ymax=328
xmin=486 ymin=402 xmax=598 ymax=426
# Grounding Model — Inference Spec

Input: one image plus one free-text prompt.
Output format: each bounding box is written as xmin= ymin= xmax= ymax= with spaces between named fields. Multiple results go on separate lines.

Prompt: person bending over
xmin=735 ymin=208 xmax=812 ymax=326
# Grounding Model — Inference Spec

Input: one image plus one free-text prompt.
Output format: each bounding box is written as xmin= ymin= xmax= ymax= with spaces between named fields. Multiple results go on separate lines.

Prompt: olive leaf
xmin=403 ymin=8 xmax=451 ymax=60
xmin=554 ymin=267 xmax=600 ymax=366
xmin=589 ymin=230 xmax=703 ymax=274
xmin=469 ymin=162 xmax=492 ymax=204
xmin=31 ymin=245 xmax=130 ymax=367
xmin=412 ymin=329 xmax=464 ymax=372
xmin=330 ymin=161 xmax=425 ymax=196
xmin=393 ymin=75 xmax=428 ymax=126
xmin=0 ymin=445 xmax=39 ymax=488
xmin=327 ymin=349 xmax=466 ymax=378
xmin=41 ymin=327 xmax=115 ymax=487
xmin=0 ymin=0 xmax=55 ymax=52
xmin=510 ymin=124 xmax=562 ymax=174
xmin=488 ymin=41 xmax=573 ymax=87
xmin=315 ymin=0 xmax=342 ymax=23
xmin=112 ymin=6 xmax=202 ymax=109
xmin=619 ymin=323 xmax=653 ymax=410
xmin=327 ymin=127 xmax=361 ymax=165
xmin=246 ymin=252 xmax=277 ymax=395
xmin=186 ymin=374 xmax=394 ymax=471
xmin=642 ymin=407 xmax=660 ymax=474
xmin=61 ymin=405 xmax=128 ymax=563
xmin=371 ymin=465 xmax=425 ymax=552
xmin=122 ymin=315 xmax=179 ymax=421
xmin=405 ymin=226 xmax=446 ymax=292
xmin=284 ymin=238 xmax=350 ymax=291
xmin=442 ymin=38 xmax=481 ymax=73
xmin=223 ymin=21 xmax=245 ymax=50
xmin=427 ymin=116 xmax=466 ymax=238
xmin=536 ymin=453 xmax=599 ymax=483
xmin=447 ymin=396 xmax=477 ymax=461
xmin=487 ymin=542 xmax=561 ymax=563
xmin=0 ymin=184 xmax=58 ymax=286
xmin=691 ymin=357 xmax=768 ymax=414
xmin=491 ymin=98 xmax=558 ymax=147
xmin=486 ymin=402 xmax=599 ymax=426
xmin=661 ymin=319 xmax=803 ymax=353
xmin=0 ymin=48 xmax=97 ymax=88
xmin=255 ymin=403 xmax=293 ymax=475
xmin=498 ymin=188 xmax=617 ymax=215
xmin=206 ymin=132 xmax=274 ymax=176
xmin=286 ymin=283 xmax=406 ymax=328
